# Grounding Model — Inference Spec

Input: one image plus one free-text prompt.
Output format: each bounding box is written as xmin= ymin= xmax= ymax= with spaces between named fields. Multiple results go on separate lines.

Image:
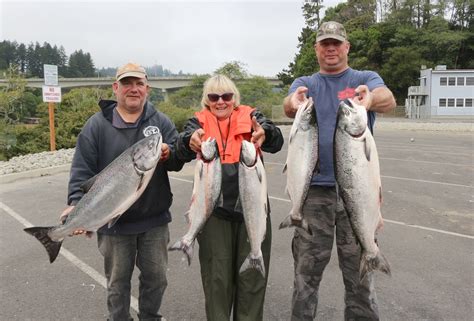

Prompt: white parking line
xmin=168 ymin=176 xmax=474 ymax=239
xmin=0 ymin=201 xmax=139 ymax=313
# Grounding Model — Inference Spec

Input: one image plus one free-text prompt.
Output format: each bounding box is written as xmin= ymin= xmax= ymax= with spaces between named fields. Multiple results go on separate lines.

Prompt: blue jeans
xmin=98 ymin=224 xmax=169 ymax=321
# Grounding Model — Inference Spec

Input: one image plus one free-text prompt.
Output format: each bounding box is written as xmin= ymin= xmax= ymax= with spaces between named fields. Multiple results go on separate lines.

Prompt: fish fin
xmin=239 ymin=252 xmax=265 ymax=278
xmin=376 ymin=215 xmax=384 ymax=232
xmin=256 ymin=164 xmax=263 ymax=182
xmin=360 ymin=250 xmax=391 ymax=281
xmin=107 ymin=215 xmax=121 ymax=228
xmin=335 ymin=184 xmax=346 ymax=212
xmin=24 ymin=226 xmax=63 ymax=263
xmin=379 ymin=186 xmax=383 ymax=205
xmin=278 ymin=215 xmax=312 ymax=235
xmin=199 ymin=162 xmax=204 ymax=179
xmin=289 ymin=128 xmax=298 ymax=144
xmin=168 ymin=239 xmax=195 ymax=266
xmin=136 ymin=173 xmax=145 ymax=191
xmin=364 ymin=138 xmax=371 ymax=161
xmin=282 ymin=163 xmax=287 ymax=174
xmin=184 ymin=210 xmax=191 ymax=224
xmin=80 ymin=175 xmax=98 ymax=193
xmin=278 ymin=215 xmax=293 ymax=230
xmin=315 ymin=158 xmax=320 ymax=174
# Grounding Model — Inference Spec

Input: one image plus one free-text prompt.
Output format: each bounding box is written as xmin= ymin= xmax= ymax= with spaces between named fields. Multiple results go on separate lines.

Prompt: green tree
xmin=0 ymin=65 xmax=27 ymax=123
xmin=380 ymin=47 xmax=425 ymax=103
xmin=214 ymin=61 xmax=248 ymax=79
xmin=67 ymin=50 xmax=95 ymax=77
xmin=169 ymin=75 xmax=208 ymax=108
xmin=26 ymin=42 xmax=43 ymax=77
xmin=278 ymin=3 xmax=320 ymax=86
xmin=238 ymin=77 xmax=285 ymax=118
xmin=0 ymin=41 xmax=18 ymax=72
xmin=156 ymin=101 xmax=197 ymax=131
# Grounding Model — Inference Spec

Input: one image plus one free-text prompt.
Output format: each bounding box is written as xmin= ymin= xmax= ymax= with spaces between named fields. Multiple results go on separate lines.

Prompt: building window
xmin=456 ymin=98 xmax=464 ymax=107
xmin=440 ymin=77 xmax=447 ymax=86
xmin=448 ymin=77 xmax=456 ymax=86
xmin=466 ymin=99 xmax=473 ymax=107
xmin=457 ymin=77 xmax=465 ymax=86
xmin=439 ymin=98 xmax=446 ymax=107
xmin=467 ymin=77 xmax=474 ymax=85
xmin=447 ymin=98 xmax=455 ymax=107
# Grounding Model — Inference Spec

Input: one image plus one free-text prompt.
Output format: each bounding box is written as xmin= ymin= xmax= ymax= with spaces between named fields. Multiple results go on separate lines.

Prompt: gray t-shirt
xmin=289 ymin=67 xmax=385 ymax=186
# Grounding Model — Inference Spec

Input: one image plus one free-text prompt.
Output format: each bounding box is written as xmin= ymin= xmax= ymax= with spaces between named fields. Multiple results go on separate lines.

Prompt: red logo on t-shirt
xmin=338 ymin=87 xmax=356 ymax=100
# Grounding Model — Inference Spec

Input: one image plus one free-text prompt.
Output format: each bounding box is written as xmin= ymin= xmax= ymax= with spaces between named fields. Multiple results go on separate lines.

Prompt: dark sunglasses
xmin=208 ymin=93 xmax=234 ymax=102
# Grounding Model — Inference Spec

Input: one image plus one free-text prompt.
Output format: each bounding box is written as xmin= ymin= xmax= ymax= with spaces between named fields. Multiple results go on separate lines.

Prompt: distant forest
xmin=0 ymin=40 xmax=182 ymax=78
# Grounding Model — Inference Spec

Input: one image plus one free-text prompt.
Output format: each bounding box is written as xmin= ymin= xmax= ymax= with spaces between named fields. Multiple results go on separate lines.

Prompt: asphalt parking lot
xmin=1 ymin=123 xmax=473 ymax=320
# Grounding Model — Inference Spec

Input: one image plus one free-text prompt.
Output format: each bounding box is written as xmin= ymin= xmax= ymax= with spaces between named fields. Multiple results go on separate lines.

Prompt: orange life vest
xmin=195 ymin=105 xmax=255 ymax=164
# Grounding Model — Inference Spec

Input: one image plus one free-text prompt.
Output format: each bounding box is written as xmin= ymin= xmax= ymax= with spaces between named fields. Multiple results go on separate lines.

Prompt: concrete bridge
xmin=0 ymin=76 xmax=282 ymax=99
xmin=0 ymin=76 xmax=282 ymax=101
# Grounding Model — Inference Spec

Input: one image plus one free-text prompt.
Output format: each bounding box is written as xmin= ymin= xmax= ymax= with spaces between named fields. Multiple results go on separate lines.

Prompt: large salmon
xmin=169 ymin=137 xmax=221 ymax=265
xmin=24 ymin=132 xmax=163 ymax=263
xmin=334 ymin=99 xmax=391 ymax=280
xmin=238 ymin=140 xmax=268 ymax=277
xmin=279 ymin=97 xmax=318 ymax=234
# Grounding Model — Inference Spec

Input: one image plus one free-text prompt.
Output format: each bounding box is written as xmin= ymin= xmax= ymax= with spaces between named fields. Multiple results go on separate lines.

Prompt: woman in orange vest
xmin=175 ymin=74 xmax=284 ymax=320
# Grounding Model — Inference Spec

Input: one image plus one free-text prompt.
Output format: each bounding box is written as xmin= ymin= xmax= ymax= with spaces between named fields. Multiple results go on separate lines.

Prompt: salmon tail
xmin=360 ymin=250 xmax=391 ymax=281
xmin=278 ymin=215 xmax=313 ymax=235
xmin=168 ymin=239 xmax=195 ymax=266
xmin=239 ymin=252 xmax=266 ymax=278
xmin=24 ymin=227 xmax=62 ymax=263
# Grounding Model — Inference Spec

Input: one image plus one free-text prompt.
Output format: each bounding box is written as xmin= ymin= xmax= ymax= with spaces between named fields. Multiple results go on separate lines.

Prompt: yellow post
xmin=48 ymin=102 xmax=56 ymax=151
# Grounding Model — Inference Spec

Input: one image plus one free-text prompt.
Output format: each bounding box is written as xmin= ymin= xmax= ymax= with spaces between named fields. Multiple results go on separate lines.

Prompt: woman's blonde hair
xmin=201 ymin=74 xmax=241 ymax=109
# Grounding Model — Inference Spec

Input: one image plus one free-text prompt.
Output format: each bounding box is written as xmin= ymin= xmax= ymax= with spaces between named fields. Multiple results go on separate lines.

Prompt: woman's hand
xmin=250 ymin=116 xmax=265 ymax=148
xmin=190 ymin=128 xmax=205 ymax=153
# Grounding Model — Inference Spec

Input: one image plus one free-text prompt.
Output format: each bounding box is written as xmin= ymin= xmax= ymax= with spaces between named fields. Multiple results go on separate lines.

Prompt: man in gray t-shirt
xmin=283 ymin=21 xmax=396 ymax=321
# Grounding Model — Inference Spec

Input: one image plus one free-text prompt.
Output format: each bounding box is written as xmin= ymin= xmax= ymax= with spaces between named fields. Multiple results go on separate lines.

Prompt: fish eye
xmin=344 ymin=109 xmax=350 ymax=116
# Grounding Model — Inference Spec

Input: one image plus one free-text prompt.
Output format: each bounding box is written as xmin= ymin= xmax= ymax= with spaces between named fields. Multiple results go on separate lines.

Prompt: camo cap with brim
xmin=316 ymin=21 xmax=347 ymax=43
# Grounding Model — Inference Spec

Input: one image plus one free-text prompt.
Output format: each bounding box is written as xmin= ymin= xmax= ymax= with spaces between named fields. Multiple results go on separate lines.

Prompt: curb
xmin=0 ymin=164 xmax=71 ymax=184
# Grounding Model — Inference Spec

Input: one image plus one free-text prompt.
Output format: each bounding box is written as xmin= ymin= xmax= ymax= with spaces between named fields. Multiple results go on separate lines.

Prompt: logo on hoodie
xmin=143 ymin=126 xmax=160 ymax=137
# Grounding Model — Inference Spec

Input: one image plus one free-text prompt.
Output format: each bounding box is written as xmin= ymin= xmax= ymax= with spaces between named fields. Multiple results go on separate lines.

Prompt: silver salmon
xmin=169 ymin=137 xmax=221 ymax=265
xmin=279 ymin=97 xmax=318 ymax=234
xmin=24 ymin=132 xmax=163 ymax=263
xmin=334 ymin=99 xmax=391 ymax=280
xmin=239 ymin=140 xmax=268 ymax=277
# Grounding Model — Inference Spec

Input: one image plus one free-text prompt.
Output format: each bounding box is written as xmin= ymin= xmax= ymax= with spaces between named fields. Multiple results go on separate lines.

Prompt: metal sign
xmin=44 ymin=64 xmax=58 ymax=86
xmin=42 ymin=86 xmax=62 ymax=103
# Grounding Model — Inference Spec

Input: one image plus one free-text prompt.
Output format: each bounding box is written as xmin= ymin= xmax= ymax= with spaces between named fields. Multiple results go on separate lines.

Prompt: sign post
xmin=42 ymin=64 xmax=60 ymax=151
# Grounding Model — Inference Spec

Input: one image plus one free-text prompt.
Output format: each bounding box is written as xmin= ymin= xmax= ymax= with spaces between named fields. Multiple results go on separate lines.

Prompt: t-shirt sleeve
xmin=288 ymin=77 xmax=310 ymax=95
xmin=364 ymin=71 xmax=386 ymax=91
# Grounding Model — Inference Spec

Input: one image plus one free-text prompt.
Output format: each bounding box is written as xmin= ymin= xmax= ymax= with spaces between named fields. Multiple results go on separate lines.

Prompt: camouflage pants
xmin=291 ymin=186 xmax=379 ymax=321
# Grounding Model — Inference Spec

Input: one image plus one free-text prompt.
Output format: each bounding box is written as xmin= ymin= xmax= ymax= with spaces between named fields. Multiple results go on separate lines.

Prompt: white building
xmin=406 ymin=66 xmax=474 ymax=118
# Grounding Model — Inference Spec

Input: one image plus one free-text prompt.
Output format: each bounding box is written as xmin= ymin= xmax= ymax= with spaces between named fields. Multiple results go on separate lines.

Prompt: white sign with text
xmin=43 ymin=64 xmax=59 ymax=86
xmin=42 ymin=86 xmax=62 ymax=103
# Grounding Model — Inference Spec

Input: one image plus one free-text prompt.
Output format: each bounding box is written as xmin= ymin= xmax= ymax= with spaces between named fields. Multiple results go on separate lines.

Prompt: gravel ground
xmin=1 ymin=118 xmax=472 ymax=176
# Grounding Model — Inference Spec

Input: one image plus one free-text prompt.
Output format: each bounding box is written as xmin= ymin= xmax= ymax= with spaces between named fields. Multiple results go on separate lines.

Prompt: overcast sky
xmin=1 ymin=0 xmax=342 ymax=77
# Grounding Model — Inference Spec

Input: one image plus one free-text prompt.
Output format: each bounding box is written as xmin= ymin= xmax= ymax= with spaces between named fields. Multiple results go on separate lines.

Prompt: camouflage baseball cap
xmin=316 ymin=21 xmax=347 ymax=43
